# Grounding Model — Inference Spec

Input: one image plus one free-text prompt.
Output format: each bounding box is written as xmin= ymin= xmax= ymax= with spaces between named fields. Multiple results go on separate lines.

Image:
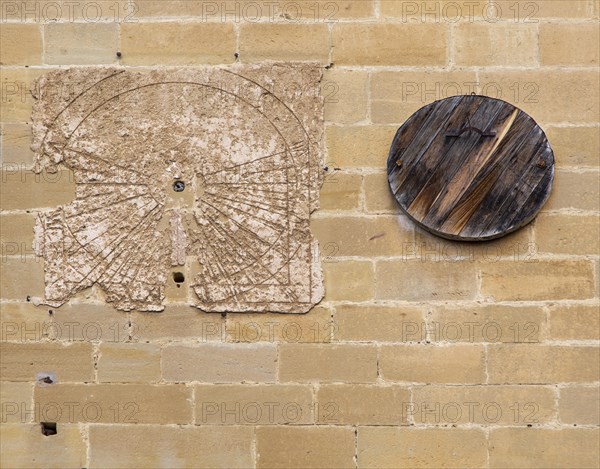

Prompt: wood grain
xmin=387 ymin=95 xmax=554 ymax=241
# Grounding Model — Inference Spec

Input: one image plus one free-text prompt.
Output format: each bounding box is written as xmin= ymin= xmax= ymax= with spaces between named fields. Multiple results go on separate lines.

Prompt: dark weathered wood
xmin=387 ymin=95 xmax=554 ymax=241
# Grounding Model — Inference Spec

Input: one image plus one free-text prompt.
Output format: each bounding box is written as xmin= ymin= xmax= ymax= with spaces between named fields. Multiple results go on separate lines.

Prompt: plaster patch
xmin=32 ymin=64 xmax=324 ymax=313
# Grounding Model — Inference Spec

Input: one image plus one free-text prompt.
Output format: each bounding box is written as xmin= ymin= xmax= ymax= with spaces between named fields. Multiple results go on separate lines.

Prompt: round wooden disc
xmin=387 ymin=95 xmax=554 ymax=241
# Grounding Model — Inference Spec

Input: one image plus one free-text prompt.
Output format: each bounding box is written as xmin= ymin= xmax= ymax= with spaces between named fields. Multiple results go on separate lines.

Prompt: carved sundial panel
xmin=32 ymin=65 xmax=324 ymax=313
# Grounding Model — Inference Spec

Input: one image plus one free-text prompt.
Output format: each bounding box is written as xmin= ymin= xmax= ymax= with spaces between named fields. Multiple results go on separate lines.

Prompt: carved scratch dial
xmin=32 ymin=66 xmax=324 ymax=313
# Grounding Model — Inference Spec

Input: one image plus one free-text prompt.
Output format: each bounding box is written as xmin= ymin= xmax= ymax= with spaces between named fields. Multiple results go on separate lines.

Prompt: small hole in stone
xmin=116 ymin=51 xmax=122 ymax=58
xmin=39 ymin=376 xmax=54 ymax=384
xmin=173 ymin=180 xmax=185 ymax=192
xmin=41 ymin=422 xmax=57 ymax=436
xmin=48 ymin=309 xmax=54 ymax=316
xmin=173 ymin=272 xmax=185 ymax=284
xmin=26 ymin=296 xmax=31 ymax=302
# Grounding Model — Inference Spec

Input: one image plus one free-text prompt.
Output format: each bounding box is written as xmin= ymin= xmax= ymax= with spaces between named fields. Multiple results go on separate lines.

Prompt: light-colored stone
xmin=454 ymin=23 xmax=538 ymax=67
xmin=0 ymin=257 xmax=45 ymax=300
xmin=379 ymin=0 xmax=586 ymax=20
xmin=0 ymin=169 xmax=75 ymax=210
xmin=364 ymin=172 xmax=401 ymax=212
xmin=195 ymin=384 xmax=313 ymax=424
xmin=595 ymin=260 xmax=600 ymax=298
xmin=126 ymin=0 xmax=206 ymax=17
xmin=44 ymin=23 xmax=118 ymax=65
xmin=226 ymin=305 xmax=333 ymax=343
xmin=381 ymin=0 xmax=590 ymax=20
xmin=130 ymin=305 xmax=225 ymax=342
xmin=0 ymin=341 xmax=94 ymax=381
xmin=0 ymin=68 xmax=46 ymax=123
xmin=548 ymin=304 xmax=600 ymax=341
xmin=379 ymin=344 xmax=486 ymax=384
xmin=380 ymin=0 xmax=469 ymax=19
xmin=412 ymin=385 xmax=556 ymax=425
xmin=311 ymin=215 xmax=413 ymax=257
xmin=162 ymin=343 xmax=277 ymax=383
xmin=89 ymin=424 xmax=254 ymax=468
xmin=0 ymin=24 xmax=42 ymax=66
xmin=0 ymin=424 xmax=86 ymax=469
xmin=478 ymin=71 xmax=599 ymax=124
xmin=333 ymin=24 xmax=447 ymax=66
xmin=1 ymin=382 xmax=33 ymax=423
xmin=534 ymin=214 xmax=600 ymax=255
xmin=121 ymin=23 xmax=236 ymax=65
xmin=325 ymin=125 xmax=396 ymax=168
xmin=0 ymin=302 xmax=52 ymax=342
xmin=34 ymin=383 xmax=192 ymax=424
xmin=240 ymin=24 xmax=329 ymax=63
xmin=1 ymin=123 xmax=35 ymax=164
xmin=164 ymin=266 xmax=191 ymax=303
xmin=310 ymin=0 xmax=374 ymax=19
xmin=546 ymin=126 xmax=600 ymax=168
xmin=319 ymin=173 xmax=361 ymax=211
xmin=1 ymin=6 xmax=599 ymax=468
xmin=334 ymin=304 xmax=424 ymax=342
xmin=480 ymin=260 xmax=596 ymax=301
xmin=0 ymin=213 xmax=36 ymax=248
xmin=31 ymin=65 xmax=324 ymax=313
xmin=428 ymin=305 xmax=545 ymax=343
xmin=322 ymin=70 xmax=369 ymax=124
xmin=489 ymin=428 xmax=600 ymax=469
xmin=134 ymin=0 xmax=374 ymax=19
xmin=279 ymin=343 xmax=377 ymax=382
xmin=316 ymin=384 xmax=410 ymax=424
xmin=413 ymin=222 xmax=533 ymax=262
xmin=540 ymin=23 xmax=599 ymax=65
xmin=48 ymin=303 xmax=130 ymax=342
xmin=376 ymin=260 xmax=478 ymax=301
xmin=545 ymin=170 xmax=600 ymax=211
xmin=488 ymin=345 xmax=600 ymax=384
xmin=358 ymin=427 xmax=487 ymax=469
xmin=454 ymin=24 xmax=538 ymax=66
xmin=492 ymin=0 xmax=591 ymax=18
xmin=371 ymin=71 xmax=477 ymax=124
xmin=559 ymin=386 xmax=600 ymax=425
xmin=97 ymin=343 xmax=161 ymax=383
xmin=323 ymin=260 xmax=375 ymax=301
xmin=0 ymin=0 xmax=130 ymax=22
xmin=256 ymin=426 xmax=355 ymax=469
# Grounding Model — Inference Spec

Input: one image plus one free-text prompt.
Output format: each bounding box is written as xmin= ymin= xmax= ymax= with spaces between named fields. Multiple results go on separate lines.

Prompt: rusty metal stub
xmin=387 ymin=95 xmax=555 ymax=241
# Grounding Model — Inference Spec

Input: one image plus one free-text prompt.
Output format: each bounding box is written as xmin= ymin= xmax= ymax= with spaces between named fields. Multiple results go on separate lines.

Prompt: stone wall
xmin=1 ymin=1 xmax=599 ymax=468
